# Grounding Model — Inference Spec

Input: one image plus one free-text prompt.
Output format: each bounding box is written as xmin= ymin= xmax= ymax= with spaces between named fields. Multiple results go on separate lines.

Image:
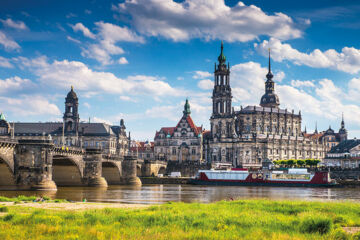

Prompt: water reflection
xmin=0 ymin=185 xmax=359 ymax=204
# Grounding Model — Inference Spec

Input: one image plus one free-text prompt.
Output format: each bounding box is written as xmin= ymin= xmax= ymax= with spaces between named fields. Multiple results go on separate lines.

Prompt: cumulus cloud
xmin=193 ymin=71 xmax=212 ymax=79
xmin=291 ymin=79 xmax=315 ymax=88
xmin=0 ymin=95 xmax=61 ymax=116
xmin=0 ymin=18 xmax=28 ymax=30
xmin=0 ymin=76 xmax=35 ymax=93
xmin=16 ymin=56 xmax=185 ymax=99
xmin=0 ymin=56 xmax=13 ymax=68
xmin=71 ymin=23 xmax=96 ymax=39
xmin=197 ymin=79 xmax=213 ymax=90
xmin=118 ymin=57 xmax=128 ymax=64
xmin=255 ymin=38 xmax=360 ymax=74
xmin=113 ymin=0 xmax=303 ymax=42
xmin=0 ymin=31 xmax=20 ymax=51
xmin=75 ymin=21 xmax=144 ymax=65
xmin=230 ymin=61 xmax=267 ymax=104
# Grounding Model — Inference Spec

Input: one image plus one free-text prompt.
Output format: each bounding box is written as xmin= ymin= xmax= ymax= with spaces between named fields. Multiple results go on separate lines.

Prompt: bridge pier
xmin=83 ymin=148 xmax=108 ymax=187
xmin=121 ymin=155 xmax=142 ymax=186
xmin=14 ymin=139 xmax=57 ymax=190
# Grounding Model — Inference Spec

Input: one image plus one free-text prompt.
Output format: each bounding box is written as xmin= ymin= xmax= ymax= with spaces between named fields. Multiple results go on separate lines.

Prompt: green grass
xmin=0 ymin=199 xmax=360 ymax=239
xmin=0 ymin=195 xmax=67 ymax=203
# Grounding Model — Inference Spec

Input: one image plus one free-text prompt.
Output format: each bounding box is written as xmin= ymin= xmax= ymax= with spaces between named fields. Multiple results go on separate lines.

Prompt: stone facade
xmin=130 ymin=141 xmax=155 ymax=161
xmin=204 ymin=43 xmax=330 ymax=168
xmin=4 ymin=87 xmax=129 ymax=157
xmin=323 ymin=139 xmax=360 ymax=168
xmin=154 ymin=99 xmax=203 ymax=162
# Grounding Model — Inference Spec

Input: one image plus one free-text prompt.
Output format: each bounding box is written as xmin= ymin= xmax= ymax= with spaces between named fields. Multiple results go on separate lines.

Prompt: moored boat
xmin=191 ymin=168 xmax=337 ymax=187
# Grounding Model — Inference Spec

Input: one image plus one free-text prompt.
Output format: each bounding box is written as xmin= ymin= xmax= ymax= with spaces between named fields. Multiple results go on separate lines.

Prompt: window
xmin=172 ymin=148 xmax=176 ymax=155
xmin=192 ymin=148 xmax=196 ymax=155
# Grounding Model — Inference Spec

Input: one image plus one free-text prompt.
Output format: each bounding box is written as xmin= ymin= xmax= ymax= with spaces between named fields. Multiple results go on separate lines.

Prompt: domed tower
xmin=339 ymin=113 xmax=348 ymax=142
xmin=260 ymin=50 xmax=280 ymax=108
xmin=212 ymin=41 xmax=232 ymax=118
xmin=63 ymin=86 xmax=79 ymax=135
xmin=210 ymin=41 xmax=234 ymax=140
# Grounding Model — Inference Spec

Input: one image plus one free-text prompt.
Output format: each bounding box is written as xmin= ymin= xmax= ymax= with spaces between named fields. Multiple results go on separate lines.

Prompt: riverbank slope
xmin=0 ymin=199 xmax=359 ymax=239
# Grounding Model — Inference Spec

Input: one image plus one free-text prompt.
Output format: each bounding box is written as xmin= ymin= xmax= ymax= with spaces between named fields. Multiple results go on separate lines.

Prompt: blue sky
xmin=1 ymin=0 xmax=360 ymax=140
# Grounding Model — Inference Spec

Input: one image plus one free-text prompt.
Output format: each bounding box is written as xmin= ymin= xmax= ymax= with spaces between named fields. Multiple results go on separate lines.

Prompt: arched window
xmin=224 ymin=101 xmax=227 ymax=113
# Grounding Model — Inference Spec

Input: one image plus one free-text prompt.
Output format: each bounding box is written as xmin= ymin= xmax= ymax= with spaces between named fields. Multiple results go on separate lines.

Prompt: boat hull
xmin=189 ymin=179 xmax=338 ymax=188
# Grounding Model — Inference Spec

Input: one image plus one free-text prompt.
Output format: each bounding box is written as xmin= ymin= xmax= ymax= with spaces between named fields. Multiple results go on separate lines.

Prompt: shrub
xmin=0 ymin=206 xmax=8 ymax=212
xmin=3 ymin=213 xmax=15 ymax=221
xmin=300 ymin=216 xmax=332 ymax=234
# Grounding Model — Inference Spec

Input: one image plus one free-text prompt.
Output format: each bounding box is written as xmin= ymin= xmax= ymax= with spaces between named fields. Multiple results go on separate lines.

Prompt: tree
xmin=297 ymin=159 xmax=305 ymax=167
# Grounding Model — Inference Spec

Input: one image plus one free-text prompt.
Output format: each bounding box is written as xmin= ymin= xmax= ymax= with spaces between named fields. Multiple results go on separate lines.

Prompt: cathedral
xmin=203 ymin=42 xmax=333 ymax=168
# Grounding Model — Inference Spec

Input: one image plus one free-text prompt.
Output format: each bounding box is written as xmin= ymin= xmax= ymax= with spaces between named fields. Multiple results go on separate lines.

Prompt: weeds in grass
xmin=0 ymin=199 xmax=359 ymax=239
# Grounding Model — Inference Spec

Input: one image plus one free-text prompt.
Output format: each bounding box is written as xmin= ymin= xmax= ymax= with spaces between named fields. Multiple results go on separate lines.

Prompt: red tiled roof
xmin=130 ymin=141 xmax=154 ymax=152
xmin=303 ymin=132 xmax=324 ymax=140
xmin=155 ymin=115 xmax=203 ymax=138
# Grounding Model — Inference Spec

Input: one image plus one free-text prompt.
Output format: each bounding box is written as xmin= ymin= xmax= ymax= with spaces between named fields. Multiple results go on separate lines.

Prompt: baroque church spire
xmin=260 ymin=49 xmax=280 ymax=108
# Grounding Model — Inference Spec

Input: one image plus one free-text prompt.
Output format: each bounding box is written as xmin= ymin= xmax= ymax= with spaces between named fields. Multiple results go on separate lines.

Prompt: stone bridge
xmin=0 ymin=138 xmax=141 ymax=190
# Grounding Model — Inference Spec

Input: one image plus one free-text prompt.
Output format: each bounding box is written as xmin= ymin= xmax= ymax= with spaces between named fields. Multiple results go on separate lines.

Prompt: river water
xmin=0 ymin=185 xmax=360 ymax=204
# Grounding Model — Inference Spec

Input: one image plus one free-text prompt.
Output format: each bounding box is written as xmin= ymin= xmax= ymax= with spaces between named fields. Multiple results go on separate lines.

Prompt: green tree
xmin=287 ymin=159 xmax=295 ymax=167
xmin=297 ymin=159 xmax=305 ymax=167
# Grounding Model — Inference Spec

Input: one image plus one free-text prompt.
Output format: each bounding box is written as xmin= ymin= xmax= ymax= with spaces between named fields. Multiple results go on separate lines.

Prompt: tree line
xmin=272 ymin=159 xmax=321 ymax=167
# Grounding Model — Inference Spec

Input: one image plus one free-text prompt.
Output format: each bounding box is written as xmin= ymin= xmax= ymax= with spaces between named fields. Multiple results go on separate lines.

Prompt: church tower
xmin=210 ymin=41 xmax=233 ymax=140
xmin=339 ymin=113 xmax=348 ymax=142
xmin=63 ymin=86 xmax=79 ymax=135
xmin=260 ymin=50 xmax=280 ymax=108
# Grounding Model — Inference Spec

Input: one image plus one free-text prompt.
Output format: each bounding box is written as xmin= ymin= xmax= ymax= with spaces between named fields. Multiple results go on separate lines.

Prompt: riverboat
xmin=191 ymin=168 xmax=337 ymax=187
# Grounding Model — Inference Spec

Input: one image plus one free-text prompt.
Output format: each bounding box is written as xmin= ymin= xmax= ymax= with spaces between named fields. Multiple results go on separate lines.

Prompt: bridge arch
xmin=158 ymin=166 xmax=166 ymax=175
xmin=102 ymin=161 xmax=121 ymax=185
xmin=52 ymin=155 xmax=83 ymax=186
xmin=0 ymin=156 xmax=16 ymax=189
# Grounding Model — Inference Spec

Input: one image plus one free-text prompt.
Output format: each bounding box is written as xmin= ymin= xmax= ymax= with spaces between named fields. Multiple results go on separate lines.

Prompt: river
xmin=0 ymin=185 xmax=360 ymax=204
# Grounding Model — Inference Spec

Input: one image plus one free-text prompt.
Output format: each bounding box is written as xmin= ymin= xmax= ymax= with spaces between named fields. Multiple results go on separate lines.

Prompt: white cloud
xmin=197 ymin=79 xmax=213 ymax=90
xmin=71 ymin=23 xmax=96 ymax=39
xmin=118 ymin=57 xmax=128 ymax=64
xmin=79 ymin=21 xmax=144 ymax=65
xmin=0 ymin=31 xmax=20 ymax=51
xmin=193 ymin=71 xmax=212 ymax=79
xmin=177 ymin=77 xmax=184 ymax=81
xmin=93 ymin=117 xmax=112 ymax=125
xmin=0 ymin=76 xmax=34 ymax=93
xmin=255 ymin=38 xmax=360 ymax=74
xmin=17 ymin=56 xmax=185 ymax=99
xmin=83 ymin=102 xmax=91 ymax=109
xmin=0 ymin=95 xmax=61 ymax=117
xmin=0 ymin=56 xmax=13 ymax=68
xmin=291 ymin=79 xmax=315 ymax=88
xmin=119 ymin=95 xmax=137 ymax=102
xmin=66 ymin=36 xmax=81 ymax=44
xmin=274 ymin=71 xmax=285 ymax=82
xmin=230 ymin=61 xmax=267 ymax=104
xmin=0 ymin=18 xmax=27 ymax=30
xmin=113 ymin=0 xmax=303 ymax=42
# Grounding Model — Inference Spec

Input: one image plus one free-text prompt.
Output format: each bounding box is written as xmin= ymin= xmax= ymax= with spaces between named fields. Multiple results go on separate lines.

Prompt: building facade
xmin=130 ymin=140 xmax=155 ymax=161
xmin=323 ymin=139 xmax=360 ymax=168
xmin=1 ymin=87 xmax=129 ymax=156
xmin=204 ymin=43 xmax=329 ymax=168
xmin=154 ymin=99 xmax=203 ymax=162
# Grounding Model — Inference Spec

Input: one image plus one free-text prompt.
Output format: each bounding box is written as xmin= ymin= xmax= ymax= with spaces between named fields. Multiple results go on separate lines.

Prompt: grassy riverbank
xmin=0 ymin=199 xmax=359 ymax=239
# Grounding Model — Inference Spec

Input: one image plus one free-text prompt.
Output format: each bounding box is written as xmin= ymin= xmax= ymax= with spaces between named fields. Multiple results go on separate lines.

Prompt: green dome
xmin=218 ymin=41 xmax=226 ymax=64
xmin=0 ymin=113 xmax=5 ymax=121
